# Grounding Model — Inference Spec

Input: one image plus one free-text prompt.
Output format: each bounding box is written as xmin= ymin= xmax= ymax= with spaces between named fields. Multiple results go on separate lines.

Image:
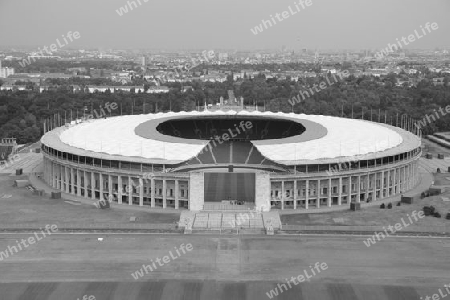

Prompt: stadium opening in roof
xmin=40 ymin=105 xmax=422 ymax=212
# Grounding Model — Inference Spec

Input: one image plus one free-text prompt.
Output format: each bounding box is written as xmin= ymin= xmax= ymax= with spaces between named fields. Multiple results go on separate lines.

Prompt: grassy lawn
xmin=0 ymin=175 xmax=180 ymax=228
xmin=281 ymin=185 xmax=450 ymax=228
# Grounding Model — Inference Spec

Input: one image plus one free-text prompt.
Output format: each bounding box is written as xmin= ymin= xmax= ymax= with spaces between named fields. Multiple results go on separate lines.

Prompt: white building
xmin=147 ymin=86 xmax=169 ymax=94
xmin=86 ymin=86 xmax=145 ymax=93
xmin=0 ymin=60 xmax=15 ymax=78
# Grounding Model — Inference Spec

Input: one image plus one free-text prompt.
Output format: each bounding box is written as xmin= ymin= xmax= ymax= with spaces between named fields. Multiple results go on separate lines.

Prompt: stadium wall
xmin=41 ymin=147 xmax=421 ymax=211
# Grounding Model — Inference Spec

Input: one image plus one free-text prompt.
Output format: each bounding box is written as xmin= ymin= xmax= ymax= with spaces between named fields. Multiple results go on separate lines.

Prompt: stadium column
xmin=403 ymin=166 xmax=406 ymax=192
xmin=139 ymin=178 xmax=143 ymax=206
xmin=70 ymin=168 xmax=74 ymax=194
xmin=43 ymin=159 xmax=47 ymax=183
xmin=45 ymin=159 xmax=48 ymax=183
xmin=76 ymin=169 xmax=81 ymax=197
xmin=91 ymin=172 xmax=96 ymax=200
xmin=338 ymin=177 xmax=342 ymax=205
xmin=386 ymin=169 xmax=390 ymax=197
xmin=55 ymin=165 xmax=59 ymax=189
xmin=53 ymin=165 xmax=56 ymax=189
xmin=281 ymin=181 xmax=285 ymax=210
xmin=46 ymin=159 xmax=49 ymax=184
xmin=163 ymin=179 xmax=167 ymax=208
xmin=409 ymin=164 xmax=413 ymax=189
xmin=128 ymin=177 xmax=133 ymax=205
xmin=108 ymin=175 xmax=113 ymax=199
xmin=118 ymin=176 xmax=123 ymax=204
xmin=293 ymin=180 xmax=297 ymax=209
xmin=99 ymin=174 xmax=103 ymax=200
xmin=305 ymin=180 xmax=309 ymax=209
xmin=415 ymin=163 xmax=418 ymax=185
xmin=57 ymin=165 xmax=62 ymax=190
xmin=52 ymin=163 xmax=56 ymax=188
xmin=411 ymin=163 xmax=414 ymax=187
xmin=316 ymin=180 xmax=320 ymax=208
xmin=84 ymin=171 xmax=88 ymax=198
xmin=49 ymin=161 xmax=52 ymax=185
xmin=380 ymin=171 xmax=385 ymax=199
xmin=372 ymin=172 xmax=377 ymax=202
xmin=151 ymin=178 xmax=155 ymax=208
xmin=347 ymin=176 xmax=351 ymax=203
xmin=392 ymin=168 xmax=397 ymax=195
xmin=175 ymin=180 xmax=179 ymax=209
xmin=415 ymin=163 xmax=418 ymax=186
xmin=356 ymin=175 xmax=361 ymax=203
xmin=327 ymin=178 xmax=331 ymax=207
xmin=406 ymin=164 xmax=411 ymax=190
xmin=65 ymin=167 xmax=70 ymax=193
xmin=58 ymin=165 xmax=64 ymax=191
xmin=58 ymin=165 xmax=62 ymax=190
xmin=400 ymin=166 xmax=404 ymax=192
xmin=365 ymin=173 xmax=369 ymax=202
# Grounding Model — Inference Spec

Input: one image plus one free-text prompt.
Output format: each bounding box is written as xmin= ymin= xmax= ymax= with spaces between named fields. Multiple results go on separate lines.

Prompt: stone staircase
xmin=178 ymin=210 xmax=281 ymax=235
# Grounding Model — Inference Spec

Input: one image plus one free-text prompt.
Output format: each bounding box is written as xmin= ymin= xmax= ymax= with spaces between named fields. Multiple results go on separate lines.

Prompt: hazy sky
xmin=0 ymin=0 xmax=449 ymax=50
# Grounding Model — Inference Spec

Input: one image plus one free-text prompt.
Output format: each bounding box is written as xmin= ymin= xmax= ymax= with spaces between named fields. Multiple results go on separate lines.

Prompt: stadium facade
xmin=40 ymin=110 xmax=422 ymax=212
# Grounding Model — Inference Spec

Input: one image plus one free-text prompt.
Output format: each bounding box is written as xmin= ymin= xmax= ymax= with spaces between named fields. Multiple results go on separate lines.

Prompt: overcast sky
xmin=0 ymin=0 xmax=448 ymax=50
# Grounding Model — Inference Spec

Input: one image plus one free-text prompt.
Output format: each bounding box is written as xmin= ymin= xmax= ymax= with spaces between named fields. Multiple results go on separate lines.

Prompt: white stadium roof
xmin=41 ymin=111 xmax=421 ymax=165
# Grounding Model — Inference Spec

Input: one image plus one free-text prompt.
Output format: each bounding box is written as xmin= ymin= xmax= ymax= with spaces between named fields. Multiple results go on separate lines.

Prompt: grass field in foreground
xmin=0 ymin=176 xmax=180 ymax=228
xmin=281 ymin=192 xmax=450 ymax=227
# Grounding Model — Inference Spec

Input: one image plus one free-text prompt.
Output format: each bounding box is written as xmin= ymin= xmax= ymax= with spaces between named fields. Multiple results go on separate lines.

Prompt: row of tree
xmin=0 ymin=72 xmax=449 ymax=143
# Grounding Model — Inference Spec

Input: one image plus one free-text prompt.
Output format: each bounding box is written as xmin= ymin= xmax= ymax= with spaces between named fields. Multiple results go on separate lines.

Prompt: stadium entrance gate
xmin=203 ymin=173 xmax=255 ymax=210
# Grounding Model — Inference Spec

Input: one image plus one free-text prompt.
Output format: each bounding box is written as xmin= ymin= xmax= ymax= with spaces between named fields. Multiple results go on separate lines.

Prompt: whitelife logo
xmin=363 ymin=210 xmax=425 ymax=247
xmin=415 ymin=104 xmax=450 ymax=130
xmin=19 ymin=31 xmax=81 ymax=67
xmin=420 ymin=284 xmax=450 ymax=300
xmin=250 ymin=0 xmax=313 ymax=35
xmin=197 ymin=121 xmax=253 ymax=156
xmin=265 ymin=262 xmax=328 ymax=298
xmin=288 ymin=70 xmax=350 ymax=106
xmin=116 ymin=0 xmax=149 ymax=16
xmin=0 ymin=224 xmax=58 ymax=261
xmin=375 ymin=22 xmax=438 ymax=59
xmin=131 ymin=243 xmax=193 ymax=279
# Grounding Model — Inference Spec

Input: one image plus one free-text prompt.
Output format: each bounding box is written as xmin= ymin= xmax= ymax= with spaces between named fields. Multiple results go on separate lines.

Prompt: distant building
xmin=0 ymin=60 xmax=15 ymax=78
xmin=0 ymin=84 xmax=26 ymax=91
xmin=218 ymin=53 xmax=228 ymax=61
xmin=182 ymin=86 xmax=193 ymax=93
xmin=432 ymin=78 xmax=446 ymax=86
xmin=39 ymin=86 xmax=50 ymax=93
xmin=0 ymin=84 xmax=14 ymax=91
xmin=147 ymin=86 xmax=169 ymax=94
xmin=86 ymin=85 xmax=145 ymax=93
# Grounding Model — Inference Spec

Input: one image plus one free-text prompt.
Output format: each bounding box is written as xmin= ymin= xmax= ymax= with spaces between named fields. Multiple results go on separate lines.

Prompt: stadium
xmin=40 ymin=107 xmax=422 ymax=212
